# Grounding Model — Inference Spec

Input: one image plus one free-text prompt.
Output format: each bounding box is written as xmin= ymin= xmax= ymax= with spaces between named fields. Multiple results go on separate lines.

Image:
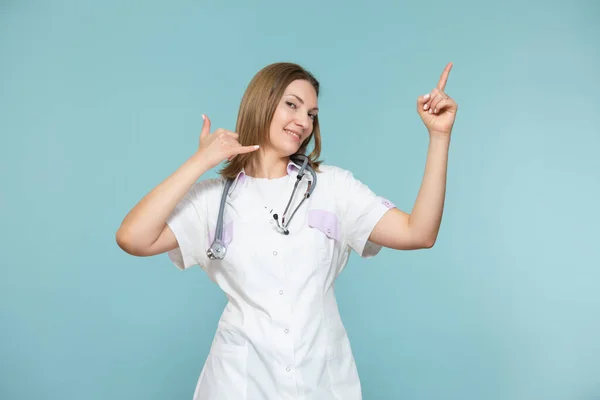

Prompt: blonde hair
xmin=219 ymin=62 xmax=323 ymax=179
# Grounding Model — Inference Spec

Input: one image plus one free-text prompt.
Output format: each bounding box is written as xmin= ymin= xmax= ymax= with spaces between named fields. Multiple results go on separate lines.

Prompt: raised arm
xmin=115 ymin=115 xmax=259 ymax=257
xmin=369 ymin=62 xmax=458 ymax=250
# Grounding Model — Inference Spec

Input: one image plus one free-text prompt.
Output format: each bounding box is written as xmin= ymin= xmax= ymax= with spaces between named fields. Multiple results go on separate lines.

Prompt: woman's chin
xmin=274 ymin=142 xmax=301 ymax=157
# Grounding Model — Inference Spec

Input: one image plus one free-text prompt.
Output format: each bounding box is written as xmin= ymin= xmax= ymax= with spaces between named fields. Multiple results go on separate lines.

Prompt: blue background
xmin=1 ymin=1 xmax=599 ymax=399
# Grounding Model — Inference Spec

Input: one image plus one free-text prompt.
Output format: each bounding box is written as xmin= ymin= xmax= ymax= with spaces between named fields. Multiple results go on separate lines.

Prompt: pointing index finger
xmin=437 ymin=62 xmax=453 ymax=91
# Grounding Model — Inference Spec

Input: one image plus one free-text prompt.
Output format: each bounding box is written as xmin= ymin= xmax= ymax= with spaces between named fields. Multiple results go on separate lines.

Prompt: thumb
xmin=416 ymin=93 xmax=430 ymax=117
xmin=200 ymin=114 xmax=211 ymax=139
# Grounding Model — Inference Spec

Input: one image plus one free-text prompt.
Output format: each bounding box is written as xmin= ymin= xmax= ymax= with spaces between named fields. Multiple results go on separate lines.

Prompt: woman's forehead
xmin=283 ymin=80 xmax=318 ymax=106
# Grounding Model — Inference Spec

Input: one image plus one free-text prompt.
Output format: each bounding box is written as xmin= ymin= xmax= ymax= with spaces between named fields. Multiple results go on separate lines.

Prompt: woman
xmin=116 ymin=62 xmax=457 ymax=399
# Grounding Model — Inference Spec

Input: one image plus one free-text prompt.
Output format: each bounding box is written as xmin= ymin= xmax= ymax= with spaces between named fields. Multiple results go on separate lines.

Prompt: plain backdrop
xmin=1 ymin=1 xmax=599 ymax=399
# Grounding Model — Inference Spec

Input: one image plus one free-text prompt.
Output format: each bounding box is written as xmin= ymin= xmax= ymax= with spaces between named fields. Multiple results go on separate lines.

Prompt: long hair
xmin=219 ymin=62 xmax=323 ymax=179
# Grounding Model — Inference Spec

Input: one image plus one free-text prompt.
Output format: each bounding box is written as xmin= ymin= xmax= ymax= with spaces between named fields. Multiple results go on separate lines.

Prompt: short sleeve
xmin=165 ymin=178 xmax=223 ymax=271
xmin=335 ymin=168 xmax=396 ymax=258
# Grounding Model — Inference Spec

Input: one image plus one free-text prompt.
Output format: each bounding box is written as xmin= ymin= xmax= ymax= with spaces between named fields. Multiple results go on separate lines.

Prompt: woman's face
xmin=267 ymin=79 xmax=319 ymax=157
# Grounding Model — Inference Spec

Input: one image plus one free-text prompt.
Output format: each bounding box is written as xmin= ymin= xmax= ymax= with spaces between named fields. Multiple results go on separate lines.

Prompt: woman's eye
xmin=286 ymin=101 xmax=296 ymax=109
xmin=309 ymin=114 xmax=316 ymax=120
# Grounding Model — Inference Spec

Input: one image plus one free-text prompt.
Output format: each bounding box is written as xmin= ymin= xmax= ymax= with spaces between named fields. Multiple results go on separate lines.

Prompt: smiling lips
xmin=285 ymin=129 xmax=301 ymax=141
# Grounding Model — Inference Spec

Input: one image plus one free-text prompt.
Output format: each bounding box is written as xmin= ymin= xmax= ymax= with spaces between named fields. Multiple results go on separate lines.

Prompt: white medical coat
xmin=166 ymin=161 xmax=395 ymax=399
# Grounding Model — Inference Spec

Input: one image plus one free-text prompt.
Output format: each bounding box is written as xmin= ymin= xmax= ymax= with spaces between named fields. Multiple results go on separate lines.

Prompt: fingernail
xmin=434 ymin=108 xmax=438 ymax=114
xmin=424 ymin=94 xmax=430 ymax=99
xmin=254 ymin=145 xmax=260 ymax=149
xmin=429 ymin=109 xmax=433 ymax=114
xmin=202 ymin=114 xmax=206 ymax=121
xmin=424 ymin=104 xmax=429 ymax=110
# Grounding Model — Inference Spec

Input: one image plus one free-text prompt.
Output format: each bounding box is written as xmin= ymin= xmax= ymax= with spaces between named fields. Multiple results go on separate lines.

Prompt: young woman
xmin=116 ymin=61 xmax=457 ymax=399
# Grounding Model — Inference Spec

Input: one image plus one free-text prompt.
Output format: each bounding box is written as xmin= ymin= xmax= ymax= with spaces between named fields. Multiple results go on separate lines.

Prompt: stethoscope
xmin=207 ymin=154 xmax=317 ymax=260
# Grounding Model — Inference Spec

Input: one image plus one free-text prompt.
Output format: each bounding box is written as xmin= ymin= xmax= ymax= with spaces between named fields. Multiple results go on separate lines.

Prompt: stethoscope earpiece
xmin=272 ymin=214 xmax=290 ymax=235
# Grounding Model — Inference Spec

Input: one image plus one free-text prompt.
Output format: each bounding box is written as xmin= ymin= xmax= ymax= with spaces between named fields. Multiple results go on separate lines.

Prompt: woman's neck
xmin=245 ymin=149 xmax=289 ymax=179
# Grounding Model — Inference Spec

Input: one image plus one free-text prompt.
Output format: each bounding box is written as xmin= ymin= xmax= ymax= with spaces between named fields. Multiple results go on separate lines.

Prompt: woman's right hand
xmin=196 ymin=114 xmax=260 ymax=170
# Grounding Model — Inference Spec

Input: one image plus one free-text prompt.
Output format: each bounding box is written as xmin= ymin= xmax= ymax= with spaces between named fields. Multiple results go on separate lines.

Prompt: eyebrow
xmin=286 ymin=94 xmax=319 ymax=112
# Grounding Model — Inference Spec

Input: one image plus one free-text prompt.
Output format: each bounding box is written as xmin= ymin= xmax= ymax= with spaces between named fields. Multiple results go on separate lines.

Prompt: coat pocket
xmin=208 ymin=221 xmax=234 ymax=248
xmin=307 ymin=209 xmax=341 ymax=242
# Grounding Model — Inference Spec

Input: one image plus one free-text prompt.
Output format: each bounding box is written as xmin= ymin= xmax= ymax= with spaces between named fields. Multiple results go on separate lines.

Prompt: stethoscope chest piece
xmin=207 ymin=240 xmax=226 ymax=260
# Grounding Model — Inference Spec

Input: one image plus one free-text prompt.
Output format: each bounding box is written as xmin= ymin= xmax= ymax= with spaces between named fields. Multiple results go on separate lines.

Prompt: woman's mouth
xmin=285 ymin=129 xmax=301 ymax=141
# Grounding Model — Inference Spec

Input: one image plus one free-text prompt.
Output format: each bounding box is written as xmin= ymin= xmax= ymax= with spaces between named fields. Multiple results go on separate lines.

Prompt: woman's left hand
xmin=417 ymin=62 xmax=458 ymax=139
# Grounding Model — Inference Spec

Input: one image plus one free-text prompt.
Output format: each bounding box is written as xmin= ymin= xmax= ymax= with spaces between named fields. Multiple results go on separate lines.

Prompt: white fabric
xmin=166 ymin=162 xmax=394 ymax=400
